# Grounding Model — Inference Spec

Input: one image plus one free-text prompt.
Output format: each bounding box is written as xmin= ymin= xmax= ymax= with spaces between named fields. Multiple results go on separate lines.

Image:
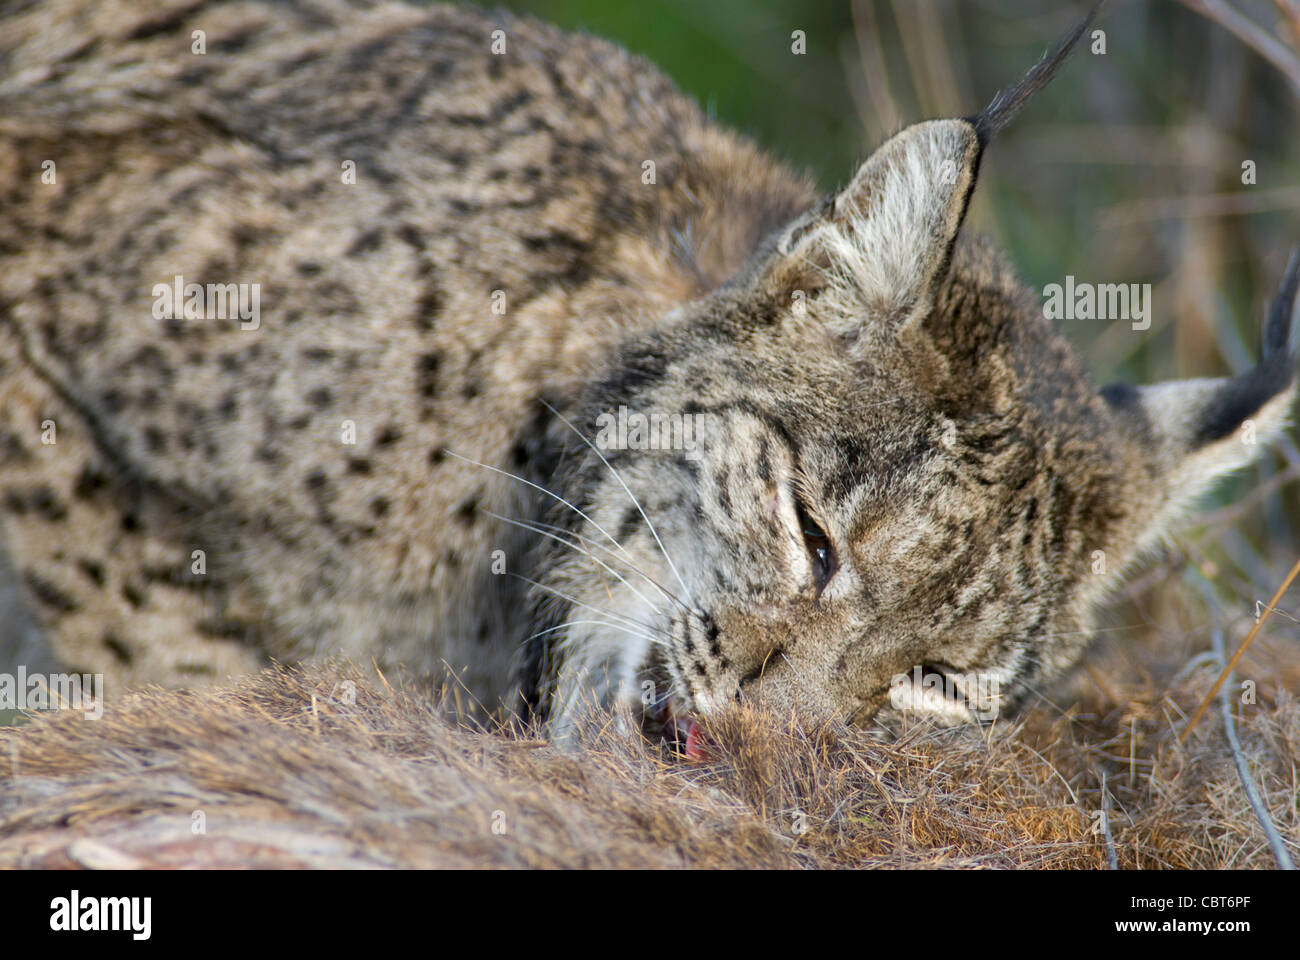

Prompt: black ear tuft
xmin=1263 ymin=247 xmax=1299 ymax=365
xmin=1192 ymin=251 xmax=1300 ymax=445
xmin=971 ymin=3 xmax=1102 ymax=146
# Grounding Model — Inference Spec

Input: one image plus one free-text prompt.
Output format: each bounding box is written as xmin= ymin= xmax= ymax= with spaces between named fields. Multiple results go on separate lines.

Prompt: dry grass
xmin=2 ymin=580 xmax=1297 ymax=868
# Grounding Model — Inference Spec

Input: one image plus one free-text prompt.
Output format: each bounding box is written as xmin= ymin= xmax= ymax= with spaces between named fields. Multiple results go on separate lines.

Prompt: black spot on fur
xmin=6 ymin=485 xmax=69 ymax=522
xmin=102 ymin=632 xmax=133 ymax=664
xmin=416 ymin=351 xmax=443 ymax=398
xmin=144 ymin=425 xmax=168 ymax=452
xmin=220 ymin=25 xmax=260 ymax=54
xmin=24 ymin=571 xmax=78 ymax=613
xmin=72 ymin=463 xmax=105 ymax=502
xmin=397 ymin=225 xmax=425 ymax=250
xmin=0 ymin=428 xmax=28 ymax=466
xmin=122 ymin=582 xmax=146 ymax=608
xmin=617 ymin=507 xmax=641 ymax=543
xmin=346 ymin=228 xmax=385 ymax=257
xmin=230 ymin=223 xmax=262 ymax=248
xmin=705 ymin=619 xmax=722 ymax=658
xmin=77 ymin=558 xmax=105 ymax=587
xmin=414 ymin=287 xmax=444 ymax=332
xmin=455 ymin=494 xmax=479 ymax=526
xmin=31 ymin=486 xmax=66 ymax=522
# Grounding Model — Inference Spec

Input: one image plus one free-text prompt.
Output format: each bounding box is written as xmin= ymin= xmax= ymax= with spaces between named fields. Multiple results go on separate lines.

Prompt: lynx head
xmin=526 ymin=11 xmax=1298 ymax=744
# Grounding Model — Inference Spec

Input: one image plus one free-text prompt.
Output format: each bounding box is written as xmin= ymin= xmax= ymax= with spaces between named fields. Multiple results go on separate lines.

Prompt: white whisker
xmin=540 ymin=399 xmax=693 ymax=604
xmin=488 ymin=511 xmax=663 ymax=614
xmin=442 ymin=449 xmax=634 ymax=563
xmin=485 ymin=509 xmax=691 ymax=615
xmin=506 ymin=572 xmax=668 ymax=640
xmin=523 ymin=619 xmax=664 ymax=649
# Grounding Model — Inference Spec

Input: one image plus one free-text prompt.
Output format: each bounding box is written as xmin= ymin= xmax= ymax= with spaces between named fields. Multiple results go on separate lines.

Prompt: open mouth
xmin=639 ymin=649 xmax=709 ymax=760
xmin=642 ymin=696 xmax=708 ymax=760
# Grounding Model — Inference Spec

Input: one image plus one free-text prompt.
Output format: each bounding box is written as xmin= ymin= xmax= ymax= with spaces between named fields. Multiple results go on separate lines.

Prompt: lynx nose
xmin=732 ymin=652 xmax=818 ymax=715
xmin=686 ymin=606 xmax=805 ymax=710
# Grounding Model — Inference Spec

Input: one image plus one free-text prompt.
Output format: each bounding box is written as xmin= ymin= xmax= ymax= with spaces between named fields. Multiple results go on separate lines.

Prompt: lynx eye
xmin=795 ymin=500 xmax=837 ymax=593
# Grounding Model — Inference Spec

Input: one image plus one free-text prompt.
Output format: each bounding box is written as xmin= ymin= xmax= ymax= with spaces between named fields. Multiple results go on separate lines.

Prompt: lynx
xmin=0 ymin=0 xmax=1295 ymax=747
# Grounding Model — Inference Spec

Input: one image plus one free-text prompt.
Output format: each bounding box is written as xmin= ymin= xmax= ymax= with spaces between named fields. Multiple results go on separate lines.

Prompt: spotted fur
xmin=0 ymin=1 xmax=1294 ymax=738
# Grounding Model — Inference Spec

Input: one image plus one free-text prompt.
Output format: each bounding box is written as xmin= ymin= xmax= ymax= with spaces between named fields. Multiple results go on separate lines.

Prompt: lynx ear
xmin=775 ymin=119 xmax=981 ymax=333
xmin=1103 ymin=251 xmax=1299 ymax=531
xmin=771 ymin=6 xmax=1096 ymax=336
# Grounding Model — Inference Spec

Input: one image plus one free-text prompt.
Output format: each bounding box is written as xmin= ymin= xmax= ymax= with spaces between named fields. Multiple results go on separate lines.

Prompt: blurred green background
xmin=491 ymin=0 xmax=1300 ymax=648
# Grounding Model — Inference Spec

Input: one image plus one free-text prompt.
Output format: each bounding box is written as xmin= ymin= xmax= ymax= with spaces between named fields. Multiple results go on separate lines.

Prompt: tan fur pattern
xmin=0 ymin=0 xmax=1295 ymax=742
xmin=0 ymin=0 xmax=811 ymax=709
